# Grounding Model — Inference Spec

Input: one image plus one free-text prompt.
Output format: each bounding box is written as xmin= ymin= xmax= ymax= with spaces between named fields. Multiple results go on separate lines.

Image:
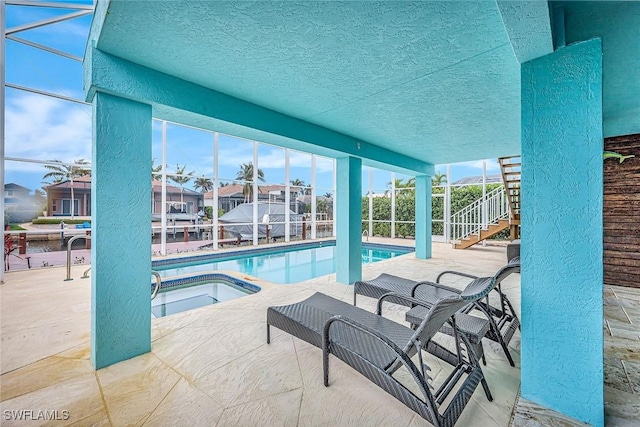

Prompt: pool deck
xmin=1 ymin=239 xmax=638 ymax=426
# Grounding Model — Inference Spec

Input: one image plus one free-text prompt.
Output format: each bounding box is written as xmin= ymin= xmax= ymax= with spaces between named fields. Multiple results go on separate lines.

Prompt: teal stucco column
xmin=335 ymin=156 xmax=362 ymax=284
xmin=91 ymin=92 xmax=152 ymax=369
xmin=521 ymin=39 xmax=603 ymax=427
xmin=414 ymin=174 xmax=432 ymax=259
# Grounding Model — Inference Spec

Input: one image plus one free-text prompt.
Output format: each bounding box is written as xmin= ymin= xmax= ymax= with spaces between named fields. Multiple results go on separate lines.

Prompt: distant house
xmin=4 ymin=183 xmax=31 ymax=206
xmin=45 ymin=176 xmax=92 ymax=216
xmin=4 ymin=183 xmax=40 ymax=222
xmin=44 ymin=177 xmax=203 ymax=217
xmin=204 ymin=184 xmax=304 ymax=214
xmin=150 ymin=180 xmax=203 ymax=215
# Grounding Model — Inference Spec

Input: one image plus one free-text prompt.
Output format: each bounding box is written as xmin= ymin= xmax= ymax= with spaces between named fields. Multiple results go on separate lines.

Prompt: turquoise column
xmin=91 ymin=92 xmax=152 ymax=369
xmin=414 ymin=174 xmax=432 ymax=259
xmin=521 ymin=39 xmax=603 ymax=426
xmin=335 ymin=156 xmax=362 ymax=284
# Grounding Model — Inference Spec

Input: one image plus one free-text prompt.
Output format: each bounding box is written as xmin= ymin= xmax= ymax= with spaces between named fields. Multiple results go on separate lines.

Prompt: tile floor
xmin=0 ymin=241 xmax=637 ymax=426
xmin=510 ymin=284 xmax=640 ymax=427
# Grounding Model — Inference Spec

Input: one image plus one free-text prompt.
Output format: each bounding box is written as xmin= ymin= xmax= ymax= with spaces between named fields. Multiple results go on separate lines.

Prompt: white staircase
xmin=451 ymin=185 xmax=511 ymax=249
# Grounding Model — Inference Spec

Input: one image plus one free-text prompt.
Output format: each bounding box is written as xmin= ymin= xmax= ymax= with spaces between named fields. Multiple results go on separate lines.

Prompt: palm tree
xmin=323 ymin=192 xmax=332 ymax=198
xmin=42 ymin=159 xmax=90 ymax=219
xmin=150 ymin=159 xmax=164 ymax=213
xmin=170 ymin=164 xmax=195 ymax=206
xmin=290 ymin=178 xmax=307 ymax=196
xmin=236 ymin=163 xmax=265 ymax=202
xmin=194 ymin=176 xmax=213 ymax=193
xmin=385 ymin=177 xmax=415 ymax=196
xmin=432 ymin=173 xmax=447 ymax=186
xmin=151 ymin=159 xmax=163 ymax=181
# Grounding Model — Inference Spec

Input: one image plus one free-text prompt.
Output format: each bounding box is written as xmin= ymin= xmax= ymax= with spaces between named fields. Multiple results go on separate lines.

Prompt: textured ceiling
xmin=558 ymin=1 xmax=640 ymax=138
xmin=91 ymin=1 xmax=638 ymax=166
xmin=95 ymin=1 xmax=522 ymax=165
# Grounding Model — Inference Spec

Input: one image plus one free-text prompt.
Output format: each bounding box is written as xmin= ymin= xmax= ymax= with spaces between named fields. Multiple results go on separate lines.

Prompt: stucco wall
xmin=521 ymin=38 xmax=604 ymax=426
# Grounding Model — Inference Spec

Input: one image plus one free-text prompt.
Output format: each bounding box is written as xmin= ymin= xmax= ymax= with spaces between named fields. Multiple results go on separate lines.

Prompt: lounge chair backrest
xmin=459 ymin=276 xmax=497 ymax=301
xmin=411 ymin=295 xmax=468 ymax=350
xmin=495 ymin=257 xmax=520 ymax=284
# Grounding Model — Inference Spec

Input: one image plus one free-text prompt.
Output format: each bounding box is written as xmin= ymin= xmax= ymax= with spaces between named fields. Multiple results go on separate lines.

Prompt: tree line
xmin=362 ymin=182 xmax=507 ymax=239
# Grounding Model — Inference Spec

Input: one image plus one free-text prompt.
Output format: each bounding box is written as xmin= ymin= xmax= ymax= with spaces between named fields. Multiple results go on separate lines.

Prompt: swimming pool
xmin=154 ymin=241 xmax=413 ymax=284
xmin=152 ymin=273 xmax=260 ymax=318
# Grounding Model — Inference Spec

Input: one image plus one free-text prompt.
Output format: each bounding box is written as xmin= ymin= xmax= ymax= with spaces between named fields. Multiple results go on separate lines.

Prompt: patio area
xmin=1 ymin=241 xmax=638 ymax=426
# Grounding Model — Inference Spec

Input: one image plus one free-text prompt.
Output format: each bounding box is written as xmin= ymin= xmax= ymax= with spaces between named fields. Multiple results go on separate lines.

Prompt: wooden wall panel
xmin=604 ymin=133 xmax=640 ymax=288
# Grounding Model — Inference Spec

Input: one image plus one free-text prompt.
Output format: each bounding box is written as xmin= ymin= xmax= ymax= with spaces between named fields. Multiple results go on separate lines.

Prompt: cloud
xmin=455 ymin=159 xmax=500 ymax=172
xmin=5 ymin=92 xmax=92 ymax=163
xmin=9 ymin=6 xmax=92 ymax=39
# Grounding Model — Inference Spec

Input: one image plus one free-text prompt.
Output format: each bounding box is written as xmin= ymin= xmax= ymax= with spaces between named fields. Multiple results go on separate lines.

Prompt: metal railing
xmin=451 ymin=186 xmax=509 ymax=242
xmin=151 ymin=271 xmax=161 ymax=300
xmin=64 ymin=235 xmax=91 ymax=281
xmin=78 ymin=266 xmax=162 ymax=300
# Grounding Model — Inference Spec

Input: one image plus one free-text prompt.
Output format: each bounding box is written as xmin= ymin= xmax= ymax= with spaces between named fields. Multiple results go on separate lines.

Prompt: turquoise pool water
xmin=152 ymin=279 xmax=254 ymax=318
xmin=156 ymin=243 xmax=412 ymax=284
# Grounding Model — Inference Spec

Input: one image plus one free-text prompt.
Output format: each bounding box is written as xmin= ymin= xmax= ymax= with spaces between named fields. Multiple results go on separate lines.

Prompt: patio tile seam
xmin=220 ymin=386 xmax=304 ymax=412
xmin=68 ymin=408 xmax=112 ymax=427
xmin=507 ymin=388 xmax=522 ymax=427
xmin=151 ymin=348 xmax=228 ymax=409
xmin=180 ymin=337 xmax=287 ymax=402
xmin=470 ymin=390 xmax=504 ymax=427
xmin=94 ymin=370 xmax=114 ymax=427
xmin=123 ymin=353 xmax=183 ymax=426
xmin=620 ymin=360 xmax=637 ymax=395
xmin=292 ymin=334 xmax=308 ymax=393
xmin=138 ymin=368 xmax=182 ymax=427
xmin=0 ymin=339 xmax=89 ymax=376
xmin=0 ymin=355 xmax=93 ymax=402
xmin=296 ymin=378 xmax=304 ymax=427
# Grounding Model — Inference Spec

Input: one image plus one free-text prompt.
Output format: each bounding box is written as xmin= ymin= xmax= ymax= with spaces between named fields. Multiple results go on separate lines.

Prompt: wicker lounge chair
xmin=267 ymin=277 xmax=495 ymax=427
xmin=353 ymin=257 xmax=521 ymax=367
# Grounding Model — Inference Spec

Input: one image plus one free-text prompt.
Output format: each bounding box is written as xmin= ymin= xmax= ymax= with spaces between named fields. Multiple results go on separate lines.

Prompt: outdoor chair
xmin=267 ymin=278 xmax=495 ymax=427
xmin=353 ymin=257 xmax=521 ymax=367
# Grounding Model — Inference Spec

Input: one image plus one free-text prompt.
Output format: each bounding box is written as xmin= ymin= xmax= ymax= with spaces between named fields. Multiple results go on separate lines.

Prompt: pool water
xmin=157 ymin=244 xmax=412 ymax=284
xmin=152 ymin=280 xmax=252 ymax=318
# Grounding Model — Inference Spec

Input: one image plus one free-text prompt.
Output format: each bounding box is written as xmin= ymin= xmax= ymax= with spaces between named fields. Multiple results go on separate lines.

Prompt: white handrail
xmin=451 ymin=186 xmax=509 ymax=242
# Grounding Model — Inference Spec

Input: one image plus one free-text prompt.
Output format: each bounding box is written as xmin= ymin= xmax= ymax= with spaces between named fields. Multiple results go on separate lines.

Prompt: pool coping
xmin=157 ymin=272 xmax=262 ymax=294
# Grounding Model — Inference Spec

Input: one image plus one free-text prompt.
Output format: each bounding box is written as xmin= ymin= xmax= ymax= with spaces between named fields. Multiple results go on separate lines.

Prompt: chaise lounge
xmin=266 ymin=276 xmax=496 ymax=427
xmin=353 ymin=257 xmax=521 ymax=366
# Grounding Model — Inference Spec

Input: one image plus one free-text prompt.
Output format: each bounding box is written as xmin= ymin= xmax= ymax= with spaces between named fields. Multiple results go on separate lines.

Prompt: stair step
xmin=455 ymin=218 xmax=511 ymax=249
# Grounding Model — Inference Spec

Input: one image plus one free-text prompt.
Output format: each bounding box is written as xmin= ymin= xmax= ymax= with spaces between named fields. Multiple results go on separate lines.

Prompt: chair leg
xmin=322 ymin=344 xmax=330 ymax=387
xmin=500 ymin=338 xmax=515 ymax=367
xmin=480 ymin=376 xmax=493 ymax=402
xmin=266 ymin=324 xmax=271 ymax=344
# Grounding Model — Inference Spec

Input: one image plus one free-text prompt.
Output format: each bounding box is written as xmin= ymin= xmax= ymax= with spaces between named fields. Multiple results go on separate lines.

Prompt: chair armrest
xmin=322 ymin=315 xmax=432 ymax=400
xmin=436 ymin=270 xmax=478 ymax=283
xmin=376 ymin=292 xmax=437 ymax=315
xmin=411 ymin=281 xmax=461 ymax=298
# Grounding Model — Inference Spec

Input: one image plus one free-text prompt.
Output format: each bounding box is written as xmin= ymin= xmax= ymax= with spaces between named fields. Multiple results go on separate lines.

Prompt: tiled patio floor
xmin=0 ymin=241 xmax=637 ymax=426
xmin=511 ymin=284 xmax=640 ymax=427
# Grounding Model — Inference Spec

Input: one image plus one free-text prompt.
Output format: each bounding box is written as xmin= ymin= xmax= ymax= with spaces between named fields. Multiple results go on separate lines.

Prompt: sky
xmin=4 ymin=1 xmax=502 ymax=196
